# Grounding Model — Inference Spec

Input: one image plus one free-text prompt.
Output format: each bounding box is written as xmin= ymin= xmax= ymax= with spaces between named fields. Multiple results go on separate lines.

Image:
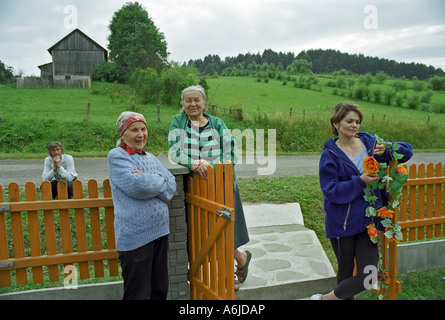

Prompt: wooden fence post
xmin=25 ymin=182 xmax=44 ymax=284
xmin=86 ymin=102 xmax=91 ymax=122
xmin=0 ymin=184 xmax=11 ymax=287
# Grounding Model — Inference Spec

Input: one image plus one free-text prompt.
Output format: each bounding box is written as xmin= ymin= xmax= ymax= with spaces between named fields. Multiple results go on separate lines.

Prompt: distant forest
xmin=186 ymin=49 xmax=444 ymax=80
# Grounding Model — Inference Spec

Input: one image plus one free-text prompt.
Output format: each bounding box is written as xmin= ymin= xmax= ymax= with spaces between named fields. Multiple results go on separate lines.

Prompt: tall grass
xmin=240 ymin=108 xmax=445 ymax=152
xmin=0 ymin=116 xmax=171 ymax=155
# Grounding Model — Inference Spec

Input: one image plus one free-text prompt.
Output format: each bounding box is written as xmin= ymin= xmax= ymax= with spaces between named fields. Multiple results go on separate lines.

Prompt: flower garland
xmin=362 ymin=135 xmax=408 ymax=299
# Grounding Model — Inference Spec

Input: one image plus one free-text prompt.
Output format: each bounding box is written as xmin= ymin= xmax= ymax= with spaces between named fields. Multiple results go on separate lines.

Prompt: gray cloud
xmin=0 ymin=0 xmax=444 ymax=76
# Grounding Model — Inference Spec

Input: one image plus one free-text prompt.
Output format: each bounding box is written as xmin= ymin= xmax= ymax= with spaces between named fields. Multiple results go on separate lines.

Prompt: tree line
xmin=187 ymin=49 xmax=444 ymax=80
xmin=88 ymin=0 xmax=445 ymax=108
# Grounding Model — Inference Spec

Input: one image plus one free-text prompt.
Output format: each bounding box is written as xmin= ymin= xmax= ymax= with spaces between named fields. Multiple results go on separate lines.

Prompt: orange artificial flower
xmin=397 ymin=166 xmax=408 ymax=175
xmin=367 ymin=223 xmax=378 ymax=239
xmin=387 ymin=236 xmax=399 ymax=243
xmin=384 ymin=226 xmax=399 ymax=243
xmin=363 ymin=156 xmax=379 ymax=174
xmin=377 ymin=207 xmax=394 ymax=219
xmin=378 ymin=270 xmax=390 ymax=285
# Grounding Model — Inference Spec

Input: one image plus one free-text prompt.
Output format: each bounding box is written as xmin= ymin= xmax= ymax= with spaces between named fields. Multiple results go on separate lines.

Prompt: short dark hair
xmin=47 ymin=141 xmax=64 ymax=154
xmin=330 ymin=102 xmax=364 ymax=135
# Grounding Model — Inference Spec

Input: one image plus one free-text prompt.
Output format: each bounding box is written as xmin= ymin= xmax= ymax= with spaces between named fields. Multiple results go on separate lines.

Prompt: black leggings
xmin=330 ymin=231 xmax=378 ymax=300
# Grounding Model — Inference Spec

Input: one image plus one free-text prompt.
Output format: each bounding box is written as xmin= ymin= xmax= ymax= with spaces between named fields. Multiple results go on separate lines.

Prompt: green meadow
xmin=1 ymin=75 xmax=444 ymax=159
xmin=207 ymin=76 xmax=445 ymax=123
xmin=206 ymin=76 xmax=445 ymax=153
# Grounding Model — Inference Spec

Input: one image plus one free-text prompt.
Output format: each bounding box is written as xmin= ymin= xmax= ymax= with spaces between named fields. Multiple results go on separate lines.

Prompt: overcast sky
xmin=1 ymin=0 xmax=444 ymax=76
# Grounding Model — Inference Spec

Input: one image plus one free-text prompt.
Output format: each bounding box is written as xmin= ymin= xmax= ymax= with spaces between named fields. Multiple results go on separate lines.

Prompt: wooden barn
xmin=37 ymin=29 xmax=108 ymax=88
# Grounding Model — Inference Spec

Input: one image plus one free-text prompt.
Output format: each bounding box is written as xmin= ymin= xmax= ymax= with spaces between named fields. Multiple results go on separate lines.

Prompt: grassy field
xmin=206 ymin=76 xmax=445 ymax=124
xmin=206 ymin=76 xmax=445 ymax=153
xmin=1 ymin=75 xmax=445 ymax=158
xmin=0 ymin=82 xmax=181 ymax=157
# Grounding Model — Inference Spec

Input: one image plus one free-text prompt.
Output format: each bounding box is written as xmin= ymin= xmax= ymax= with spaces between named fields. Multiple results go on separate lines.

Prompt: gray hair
xmin=180 ymin=85 xmax=208 ymax=114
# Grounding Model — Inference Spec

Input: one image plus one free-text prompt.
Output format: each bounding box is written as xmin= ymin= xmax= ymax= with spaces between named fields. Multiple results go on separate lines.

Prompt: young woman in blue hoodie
xmin=312 ymin=103 xmax=413 ymax=300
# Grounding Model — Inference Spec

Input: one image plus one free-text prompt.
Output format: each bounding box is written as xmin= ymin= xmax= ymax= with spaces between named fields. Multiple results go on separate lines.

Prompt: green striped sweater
xmin=168 ymin=113 xmax=237 ymax=184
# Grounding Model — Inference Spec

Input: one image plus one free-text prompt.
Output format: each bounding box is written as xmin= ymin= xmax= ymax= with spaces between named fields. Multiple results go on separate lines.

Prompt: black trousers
xmin=330 ymin=231 xmax=378 ymax=300
xmin=118 ymin=235 xmax=169 ymax=300
xmin=51 ymin=180 xmax=74 ymax=199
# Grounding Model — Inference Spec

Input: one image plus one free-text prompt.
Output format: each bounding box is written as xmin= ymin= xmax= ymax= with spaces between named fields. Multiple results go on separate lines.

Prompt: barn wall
xmin=52 ymin=50 xmax=105 ymax=76
xmin=51 ymin=30 xmax=106 ymax=76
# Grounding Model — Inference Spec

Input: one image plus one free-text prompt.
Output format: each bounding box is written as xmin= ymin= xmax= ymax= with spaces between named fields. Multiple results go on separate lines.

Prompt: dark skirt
xmin=234 ymin=184 xmax=249 ymax=250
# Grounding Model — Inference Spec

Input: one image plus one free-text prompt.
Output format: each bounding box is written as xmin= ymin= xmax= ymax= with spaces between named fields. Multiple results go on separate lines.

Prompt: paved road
xmin=0 ymin=153 xmax=444 ymax=188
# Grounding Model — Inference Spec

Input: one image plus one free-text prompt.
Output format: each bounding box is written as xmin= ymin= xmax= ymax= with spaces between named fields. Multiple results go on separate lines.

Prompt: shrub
xmin=407 ymin=98 xmax=419 ymax=110
xmin=160 ymin=64 xmax=198 ymax=105
xmin=412 ymin=78 xmax=425 ymax=92
xmin=335 ymin=76 xmax=346 ymax=88
xmin=92 ymin=61 xmax=124 ymax=83
xmin=392 ymin=79 xmax=407 ymax=92
xmin=130 ymin=67 xmax=162 ymax=104
xmin=395 ymin=94 xmax=404 ymax=108
xmin=372 ymin=88 xmax=382 ymax=103
xmin=129 ymin=64 xmax=199 ymax=106
xmin=420 ymin=91 xmax=433 ymax=103
xmin=431 ymin=102 xmax=445 ymax=114
xmin=383 ymin=89 xmax=396 ymax=106
xmin=354 ymin=86 xmax=370 ymax=100
xmin=429 ymin=75 xmax=445 ymax=91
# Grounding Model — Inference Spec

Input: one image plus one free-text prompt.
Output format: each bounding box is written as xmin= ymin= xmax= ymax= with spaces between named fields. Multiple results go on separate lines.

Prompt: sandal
xmin=236 ymin=250 xmax=252 ymax=283
xmin=234 ymin=278 xmax=240 ymax=292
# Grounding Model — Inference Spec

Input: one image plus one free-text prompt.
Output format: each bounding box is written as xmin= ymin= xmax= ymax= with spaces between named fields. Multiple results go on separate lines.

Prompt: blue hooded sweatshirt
xmin=319 ymin=132 xmax=413 ymax=239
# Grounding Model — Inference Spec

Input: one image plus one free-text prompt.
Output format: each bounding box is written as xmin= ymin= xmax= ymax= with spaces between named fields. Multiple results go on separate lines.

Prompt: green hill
xmin=0 ymin=75 xmax=444 ymax=159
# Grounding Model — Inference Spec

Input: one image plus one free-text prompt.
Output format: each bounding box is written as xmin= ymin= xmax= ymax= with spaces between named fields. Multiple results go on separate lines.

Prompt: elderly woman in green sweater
xmin=168 ymin=85 xmax=252 ymax=290
xmin=108 ymin=111 xmax=176 ymax=300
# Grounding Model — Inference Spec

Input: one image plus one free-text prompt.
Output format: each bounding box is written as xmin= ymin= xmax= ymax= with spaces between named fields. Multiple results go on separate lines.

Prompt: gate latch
xmin=0 ymin=261 xmax=14 ymax=269
xmin=216 ymin=208 xmax=232 ymax=221
xmin=0 ymin=205 xmax=11 ymax=212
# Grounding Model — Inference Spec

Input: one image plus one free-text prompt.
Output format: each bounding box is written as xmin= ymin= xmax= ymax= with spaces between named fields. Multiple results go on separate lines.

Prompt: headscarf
xmin=116 ymin=111 xmax=147 ymax=136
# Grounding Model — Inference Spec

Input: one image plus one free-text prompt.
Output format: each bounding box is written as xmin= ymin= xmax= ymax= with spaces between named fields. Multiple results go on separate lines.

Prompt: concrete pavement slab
xmin=235 ymin=202 xmax=336 ymax=300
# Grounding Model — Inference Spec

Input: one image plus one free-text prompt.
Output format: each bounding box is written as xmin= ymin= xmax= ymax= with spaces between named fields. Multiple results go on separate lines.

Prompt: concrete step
xmin=235 ymin=203 xmax=336 ymax=300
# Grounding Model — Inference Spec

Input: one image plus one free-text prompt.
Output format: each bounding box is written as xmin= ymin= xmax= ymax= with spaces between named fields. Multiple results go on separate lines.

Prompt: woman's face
xmin=121 ymin=121 xmax=147 ymax=153
xmin=335 ymin=111 xmax=361 ymax=138
xmin=183 ymin=91 xmax=206 ymax=119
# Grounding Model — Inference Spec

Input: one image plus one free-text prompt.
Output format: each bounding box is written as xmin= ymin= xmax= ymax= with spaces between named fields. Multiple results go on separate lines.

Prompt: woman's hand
xmin=373 ymin=143 xmax=386 ymax=156
xmin=132 ymin=168 xmax=142 ymax=175
xmin=191 ymin=159 xmax=210 ymax=179
xmin=361 ymin=172 xmax=380 ymax=185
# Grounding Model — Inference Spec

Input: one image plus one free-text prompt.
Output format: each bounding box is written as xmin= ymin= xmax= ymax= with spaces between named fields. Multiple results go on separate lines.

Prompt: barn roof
xmin=47 ymin=28 xmax=108 ymax=60
xmin=38 ymin=62 xmax=53 ymax=69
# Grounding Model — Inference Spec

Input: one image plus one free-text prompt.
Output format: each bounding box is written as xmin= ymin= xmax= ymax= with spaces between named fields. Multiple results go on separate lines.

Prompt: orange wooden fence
xmin=399 ymin=162 xmax=445 ymax=241
xmin=0 ymin=179 xmax=119 ymax=288
xmin=375 ymin=161 xmax=445 ymax=300
xmin=185 ymin=161 xmax=235 ymax=300
xmin=1 ymin=161 xmax=443 ymax=299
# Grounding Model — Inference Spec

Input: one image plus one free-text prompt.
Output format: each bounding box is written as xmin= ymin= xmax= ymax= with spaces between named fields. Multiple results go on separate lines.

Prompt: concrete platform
xmin=235 ymin=203 xmax=336 ymax=300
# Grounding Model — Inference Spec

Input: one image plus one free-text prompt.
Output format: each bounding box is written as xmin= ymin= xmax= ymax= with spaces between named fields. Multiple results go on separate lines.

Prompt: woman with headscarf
xmin=108 ymin=111 xmax=176 ymax=300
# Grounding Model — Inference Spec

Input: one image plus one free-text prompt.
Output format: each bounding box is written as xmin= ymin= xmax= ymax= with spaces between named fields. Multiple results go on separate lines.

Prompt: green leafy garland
xmin=363 ymin=135 xmax=408 ymax=299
